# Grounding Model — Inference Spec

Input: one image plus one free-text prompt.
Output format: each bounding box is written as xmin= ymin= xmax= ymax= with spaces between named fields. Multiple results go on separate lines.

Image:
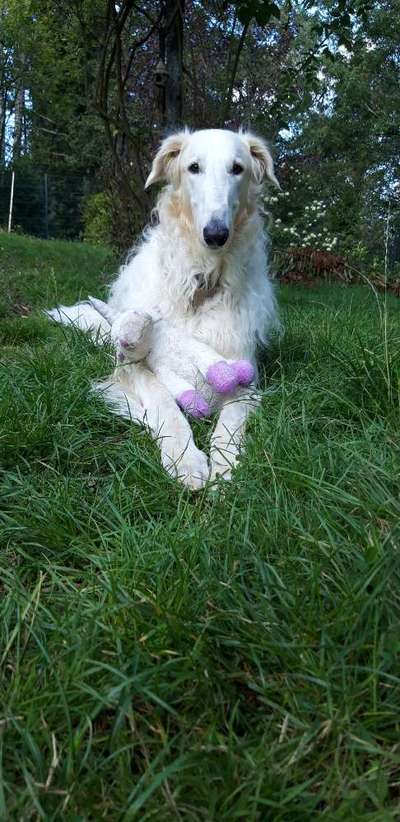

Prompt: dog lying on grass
xmin=46 ymin=128 xmax=279 ymax=489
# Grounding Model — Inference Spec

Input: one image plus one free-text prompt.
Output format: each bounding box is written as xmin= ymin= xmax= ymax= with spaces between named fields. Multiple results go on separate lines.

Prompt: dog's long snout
xmin=203 ymin=219 xmax=229 ymax=248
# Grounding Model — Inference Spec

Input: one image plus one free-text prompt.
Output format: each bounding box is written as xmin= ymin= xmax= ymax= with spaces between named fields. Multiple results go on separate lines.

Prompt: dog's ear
xmin=241 ymin=132 xmax=280 ymax=188
xmin=145 ymin=131 xmax=188 ymax=189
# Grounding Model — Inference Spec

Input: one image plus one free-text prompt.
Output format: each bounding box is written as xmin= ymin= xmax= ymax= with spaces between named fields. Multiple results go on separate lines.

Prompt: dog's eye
xmin=188 ymin=162 xmax=200 ymax=174
xmin=231 ymin=162 xmax=243 ymax=175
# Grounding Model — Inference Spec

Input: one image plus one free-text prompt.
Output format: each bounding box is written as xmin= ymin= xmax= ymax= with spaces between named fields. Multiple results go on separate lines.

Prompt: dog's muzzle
xmin=203 ymin=219 xmax=229 ymax=248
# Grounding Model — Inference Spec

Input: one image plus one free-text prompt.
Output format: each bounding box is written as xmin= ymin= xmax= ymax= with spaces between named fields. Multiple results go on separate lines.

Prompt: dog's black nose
xmin=203 ymin=220 xmax=229 ymax=248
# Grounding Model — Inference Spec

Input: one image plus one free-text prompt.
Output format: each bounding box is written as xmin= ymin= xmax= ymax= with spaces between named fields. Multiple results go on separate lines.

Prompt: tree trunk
xmin=164 ymin=0 xmax=184 ymax=129
xmin=221 ymin=21 xmax=249 ymax=127
xmin=13 ymin=84 xmax=24 ymax=160
xmin=0 ymin=91 xmax=6 ymax=164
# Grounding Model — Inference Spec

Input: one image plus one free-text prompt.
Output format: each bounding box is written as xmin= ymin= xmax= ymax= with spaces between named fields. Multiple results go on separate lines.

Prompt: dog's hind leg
xmin=92 ymin=378 xmax=146 ymax=421
xmin=45 ymin=301 xmax=111 ymax=341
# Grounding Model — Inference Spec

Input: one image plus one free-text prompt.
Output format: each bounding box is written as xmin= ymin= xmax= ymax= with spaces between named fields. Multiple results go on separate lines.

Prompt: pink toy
xmin=177 ymin=389 xmax=210 ymax=418
xmin=206 ymin=361 xmax=238 ymax=394
xmin=178 ymin=358 xmax=254 ymax=412
xmin=231 ymin=359 xmax=255 ymax=385
xmin=206 ymin=359 xmax=255 ymax=395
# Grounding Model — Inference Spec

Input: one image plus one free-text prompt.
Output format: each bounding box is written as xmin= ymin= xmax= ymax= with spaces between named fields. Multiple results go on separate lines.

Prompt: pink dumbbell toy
xmin=206 ymin=359 xmax=255 ymax=394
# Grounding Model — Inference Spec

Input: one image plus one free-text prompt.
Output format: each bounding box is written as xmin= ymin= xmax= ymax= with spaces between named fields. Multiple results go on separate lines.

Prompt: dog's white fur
xmin=47 ymin=128 xmax=279 ymax=488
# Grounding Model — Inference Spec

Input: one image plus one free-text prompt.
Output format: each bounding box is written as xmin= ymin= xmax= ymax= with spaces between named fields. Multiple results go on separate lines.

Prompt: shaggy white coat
xmin=47 ymin=128 xmax=279 ymax=489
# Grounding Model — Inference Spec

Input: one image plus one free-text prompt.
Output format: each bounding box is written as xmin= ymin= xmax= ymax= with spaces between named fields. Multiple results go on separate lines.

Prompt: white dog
xmin=47 ymin=128 xmax=279 ymax=489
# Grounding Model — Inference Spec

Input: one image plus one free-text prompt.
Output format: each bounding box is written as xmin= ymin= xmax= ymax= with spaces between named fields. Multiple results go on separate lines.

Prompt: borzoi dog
xmin=47 ymin=128 xmax=279 ymax=489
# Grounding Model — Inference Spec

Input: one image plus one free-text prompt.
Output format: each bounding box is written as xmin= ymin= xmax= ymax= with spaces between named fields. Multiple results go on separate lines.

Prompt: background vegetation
xmin=0 ymin=0 xmax=399 ymax=269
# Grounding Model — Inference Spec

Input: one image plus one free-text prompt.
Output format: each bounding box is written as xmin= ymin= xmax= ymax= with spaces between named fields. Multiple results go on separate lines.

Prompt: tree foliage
xmin=0 ymin=0 xmax=397 ymax=266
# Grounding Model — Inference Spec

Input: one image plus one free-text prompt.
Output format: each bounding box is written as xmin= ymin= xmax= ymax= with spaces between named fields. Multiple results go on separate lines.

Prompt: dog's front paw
xmin=111 ymin=310 xmax=153 ymax=363
xmin=149 ymin=305 xmax=163 ymax=322
xmin=209 ymin=460 xmax=233 ymax=484
xmin=162 ymin=443 xmax=209 ymax=491
xmin=209 ymin=448 xmax=239 ymax=484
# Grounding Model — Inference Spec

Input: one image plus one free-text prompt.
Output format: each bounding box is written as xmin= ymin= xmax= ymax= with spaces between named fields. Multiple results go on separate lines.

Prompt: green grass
xmin=1 ymin=232 xmax=400 ymax=819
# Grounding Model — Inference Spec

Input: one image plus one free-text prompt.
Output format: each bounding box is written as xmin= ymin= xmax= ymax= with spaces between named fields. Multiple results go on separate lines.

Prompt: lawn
xmin=1 ymin=232 xmax=400 ymax=819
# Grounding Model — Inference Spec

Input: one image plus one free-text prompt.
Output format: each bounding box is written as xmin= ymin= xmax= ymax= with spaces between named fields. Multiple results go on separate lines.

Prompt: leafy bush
xmin=82 ymin=189 xmax=147 ymax=251
xmin=82 ymin=191 xmax=114 ymax=247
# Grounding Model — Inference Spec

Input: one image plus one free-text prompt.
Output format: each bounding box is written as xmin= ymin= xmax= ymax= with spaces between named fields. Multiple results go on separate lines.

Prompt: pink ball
xmin=177 ymin=389 xmax=210 ymax=418
xmin=206 ymin=361 xmax=239 ymax=394
xmin=231 ymin=360 xmax=255 ymax=386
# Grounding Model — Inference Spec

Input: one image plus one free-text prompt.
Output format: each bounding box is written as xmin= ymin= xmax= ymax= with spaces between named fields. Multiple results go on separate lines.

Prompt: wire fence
xmin=0 ymin=167 xmax=87 ymax=239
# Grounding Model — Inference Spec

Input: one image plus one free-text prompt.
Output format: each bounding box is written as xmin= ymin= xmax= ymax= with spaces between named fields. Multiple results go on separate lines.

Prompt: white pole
xmin=7 ymin=170 xmax=15 ymax=233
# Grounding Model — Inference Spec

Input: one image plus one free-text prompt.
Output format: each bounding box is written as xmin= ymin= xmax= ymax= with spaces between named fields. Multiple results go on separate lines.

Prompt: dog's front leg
xmin=137 ymin=370 xmax=210 ymax=490
xmin=97 ymin=367 xmax=209 ymax=491
xmin=209 ymin=388 xmax=260 ymax=482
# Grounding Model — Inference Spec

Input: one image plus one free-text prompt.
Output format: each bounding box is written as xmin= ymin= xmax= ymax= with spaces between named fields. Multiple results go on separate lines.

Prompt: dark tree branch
xmin=221 ymin=20 xmax=250 ymax=126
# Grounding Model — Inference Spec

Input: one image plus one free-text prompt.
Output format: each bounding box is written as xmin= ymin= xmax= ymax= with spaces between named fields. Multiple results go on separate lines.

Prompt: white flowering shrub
xmin=264 ymin=167 xmax=339 ymax=253
xmin=262 ymin=159 xmax=400 ymax=283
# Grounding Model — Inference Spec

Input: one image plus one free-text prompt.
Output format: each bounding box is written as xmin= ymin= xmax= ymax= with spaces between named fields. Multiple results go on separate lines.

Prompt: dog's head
xmin=145 ymin=128 xmax=279 ymax=250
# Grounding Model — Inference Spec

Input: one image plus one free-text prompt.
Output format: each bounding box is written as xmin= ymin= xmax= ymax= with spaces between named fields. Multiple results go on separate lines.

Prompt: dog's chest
xmin=183 ymin=298 xmax=249 ymax=360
